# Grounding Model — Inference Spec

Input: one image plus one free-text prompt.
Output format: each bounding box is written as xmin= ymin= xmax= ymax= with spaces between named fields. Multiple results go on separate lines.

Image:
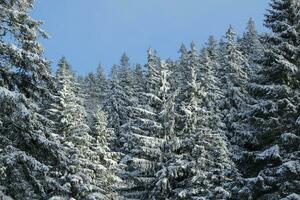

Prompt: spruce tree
xmin=239 ymin=18 xmax=264 ymax=65
xmin=218 ymin=26 xmax=251 ymax=140
xmin=132 ymin=63 xmax=145 ymax=101
xmin=236 ymin=1 xmax=300 ymax=199
xmin=199 ymin=38 xmax=226 ymax=136
xmin=0 ymin=1 xmax=65 ymax=199
xmin=104 ymin=54 xmax=135 ymax=147
xmin=95 ymin=63 xmax=109 ymax=104
xmin=118 ymin=49 xmax=175 ymax=199
xmin=149 ymin=43 xmax=238 ymax=199
xmin=49 ymin=58 xmax=119 ymax=199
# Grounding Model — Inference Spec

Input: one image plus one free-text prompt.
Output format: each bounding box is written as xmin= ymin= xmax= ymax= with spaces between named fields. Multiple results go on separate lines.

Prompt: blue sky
xmin=32 ymin=0 xmax=269 ymax=75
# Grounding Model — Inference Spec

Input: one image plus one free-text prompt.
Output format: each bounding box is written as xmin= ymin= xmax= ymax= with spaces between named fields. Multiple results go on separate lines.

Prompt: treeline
xmin=0 ymin=0 xmax=300 ymax=200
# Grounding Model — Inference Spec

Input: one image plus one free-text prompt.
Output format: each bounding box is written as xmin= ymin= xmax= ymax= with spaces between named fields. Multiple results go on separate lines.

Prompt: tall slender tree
xmin=104 ymin=54 xmax=135 ymax=149
xmin=239 ymin=18 xmax=264 ymax=65
xmin=118 ymin=49 xmax=175 ymax=200
xmin=217 ymin=26 xmax=251 ymax=140
xmin=236 ymin=1 xmax=300 ymax=199
xmin=49 ymin=58 xmax=119 ymax=199
xmin=0 ymin=1 xmax=67 ymax=199
xmin=149 ymin=43 xmax=238 ymax=199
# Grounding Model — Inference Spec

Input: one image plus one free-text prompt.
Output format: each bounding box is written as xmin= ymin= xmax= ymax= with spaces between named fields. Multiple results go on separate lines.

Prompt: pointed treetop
xmin=147 ymin=48 xmax=159 ymax=63
xmin=190 ymin=41 xmax=198 ymax=54
xmin=205 ymin=36 xmax=218 ymax=59
xmin=120 ymin=52 xmax=130 ymax=68
xmin=57 ymin=56 xmax=71 ymax=71
xmin=147 ymin=47 xmax=158 ymax=58
xmin=110 ymin=64 xmax=118 ymax=80
xmin=207 ymin=35 xmax=217 ymax=49
xmin=134 ymin=63 xmax=142 ymax=71
xmin=179 ymin=43 xmax=188 ymax=54
xmin=225 ymin=25 xmax=236 ymax=44
xmin=96 ymin=63 xmax=106 ymax=79
xmin=246 ymin=17 xmax=257 ymax=34
xmin=148 ymin=47 xmax=154 ymax=56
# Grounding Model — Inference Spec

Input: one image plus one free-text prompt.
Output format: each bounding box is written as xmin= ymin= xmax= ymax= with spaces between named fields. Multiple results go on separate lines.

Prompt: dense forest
xmin=0 ymin=0 xmax=300 ymax=199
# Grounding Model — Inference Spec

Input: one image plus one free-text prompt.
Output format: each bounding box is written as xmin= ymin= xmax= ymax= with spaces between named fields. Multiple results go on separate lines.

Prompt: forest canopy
xmin=0 ymin=0 xmax=300 ymax=199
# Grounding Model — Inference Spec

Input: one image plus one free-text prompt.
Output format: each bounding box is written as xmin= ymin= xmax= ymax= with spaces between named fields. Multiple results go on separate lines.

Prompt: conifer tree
xmin=218 ymin=26 xmax=251 ymax=140
xmin=132 ymin=63 xmax=145 ymax=100
xmin=239 ymin=18 xmax=264 ymax=65
xmin=95 ymin=63 xmax=109 ymax=104
xmin=0 ymin=1 xmax=64 ymax=199
xmin=148 ymin=43 xmax=238 ymax=200
xmin=104 ymin=54 xmax=135 ymax=149
xmin=118 ymin=49 xmax=175 ymax=199
xmin=236 ymin=1 xmax=300 ymax=199
xmin=171 ymin=44 xmax=188 ymax=90
xmin=199 ymin=38 xmax=226 ymax=135
xmin=49 ymin=58 xmax=119 ymax=199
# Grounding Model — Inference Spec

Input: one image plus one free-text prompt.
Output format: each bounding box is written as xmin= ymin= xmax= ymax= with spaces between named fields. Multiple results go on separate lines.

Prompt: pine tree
xmin=95 ymin=63 xmax=109 ymax=104
xmin=236 ymin=1 xmax=300 ymax=199
xmin=49 ymin=58 xmax=119 ymax=199
xmin=199 ymin=38 xmax=226 ymax=136
xmin=118 ymin=49 xmax=175 ymax=199
xmin=148 ymin=43 xmax=238 ymax=199
xmin=0 ymin=1 xmax=66 ymax=199
xmin=104 ymin=54 xmax=135 ymax=146
xmin=265 ymin=0 xmax=300 ymax=68
xmin=218 ymin=26 xmax=251 ymax=140
xmin=171 ymin=44 xmax=188 ymax=90
xmin=132 ymin=63 xmax=145 ymax=100
xmin=88 ymin=107 xmax=122 ymax=199
xmin=79 ymin=64 xmax=108 ymax=126
xmin=239 ymin=18 xmax=264 ymax=65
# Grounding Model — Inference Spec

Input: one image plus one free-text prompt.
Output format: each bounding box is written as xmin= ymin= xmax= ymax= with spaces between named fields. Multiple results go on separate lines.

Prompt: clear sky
xmin=32 ymin=0 xmax=269 ymax=75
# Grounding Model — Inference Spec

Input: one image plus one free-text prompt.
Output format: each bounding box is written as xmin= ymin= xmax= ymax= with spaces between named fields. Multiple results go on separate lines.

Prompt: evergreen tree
xmin=132 ymin=63 xmax=145 ymax=100
xmin=218 ymin=26 xmax=251 ymax=140
xmin=104 ymin=54 xmax=135 ymax=144
xmin=95 ymin=63 xmax=109 ymax=104
xmin=199 ymin=38 xmax=226 ymax=136
xmin=239 ymin=18 xmax=264 ymax=65
xmin=206 ymin=36 xmax=218 ymax=61
xmin=236 ymin=1 xmax=300 ymax=199
xmin=119 ymin=49 xmax=175 ymax=200
xmin=171 ymin=44 xmax=188 ymax=90
xmin=79 ymin=64 xmax=109 ymax=126
xmin=79 ymin=72 xmax=96 ymax=111
xmin=0 ymin=1 xmax=65 ymax=199
xmin=49 ymin=58 xmax=119 ymax=199
xmin=147 ymin=43 xmax=238 ymax=200
xmin=3 ymin=0 xmax=300 ymax=199
xmin=265 ymin=0 xmax=300 ymax=68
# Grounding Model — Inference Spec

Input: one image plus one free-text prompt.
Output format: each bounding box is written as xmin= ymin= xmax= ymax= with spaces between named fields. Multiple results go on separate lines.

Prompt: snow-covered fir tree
xmin=78 ymin=64 xmax=108 ymax=126
xmin=217 ymin=26 xmax=251 ymax=141
xmin=148 ymin=43 xmax=238 ymax=199
xmin=239 ymin=18 xmax=264 ymax=65
xmin=0 ymin=1 xmax=66 ymax=199
xmin=236 ymin=0 xmax=300 ymax=199
xmin=95 ymin=63 xmax=109 ymax=104
xmin=199 ymin=37 xmax=226 ymax=134
xmin=171 ymin=44 xmax=189 ymax=90
xmin=49 ymin=58 xmax=120 ymax=199
xmin=104 ymin=54 xmax=136 ymax=150
xmin=118 ymin=49 xmax=176 ymax=200
xmin=132 ymin=64 xmax=145 ymax=101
